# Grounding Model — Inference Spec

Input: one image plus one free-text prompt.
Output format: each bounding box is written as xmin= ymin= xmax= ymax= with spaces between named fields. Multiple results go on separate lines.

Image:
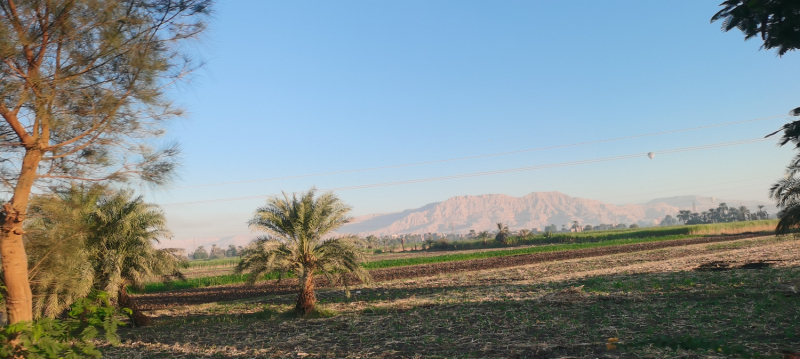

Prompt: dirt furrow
xmin=134 ymin=233 xmax=764 ymax=310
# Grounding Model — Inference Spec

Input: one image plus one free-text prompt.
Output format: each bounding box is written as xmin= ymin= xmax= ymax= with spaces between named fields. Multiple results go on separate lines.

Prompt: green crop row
xmin=184 ymin=257 xmax=241 ymax=269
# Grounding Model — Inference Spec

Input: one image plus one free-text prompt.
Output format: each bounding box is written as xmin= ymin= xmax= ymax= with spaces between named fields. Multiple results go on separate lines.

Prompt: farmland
xmin=102 ymin=230 xmax=800 ymax=358
xmin=156 ymin=221 xmax=778 ymax=293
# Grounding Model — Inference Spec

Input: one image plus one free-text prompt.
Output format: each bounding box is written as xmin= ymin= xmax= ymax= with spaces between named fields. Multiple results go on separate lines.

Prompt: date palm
xmin=236 ymin=188 xmax=370 ymax=315
xmin=22 ymin=186 xmax=182 ymax=325
xmin=770 ymin=177 xmax=800 ymax=233
xmin=495 ymin=223 xmax=511 ymax=244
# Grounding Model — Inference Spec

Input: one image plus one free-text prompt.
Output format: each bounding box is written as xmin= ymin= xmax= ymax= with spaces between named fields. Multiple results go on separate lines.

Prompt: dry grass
xmin=103 ymin=235 xmax=800 ymax=358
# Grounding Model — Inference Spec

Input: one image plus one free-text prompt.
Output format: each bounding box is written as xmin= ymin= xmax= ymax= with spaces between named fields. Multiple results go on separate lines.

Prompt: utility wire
xmin=165 ymin=114 xmax=787 ymax=190
xmin=159 ymin=137 xmax=772 ymax=207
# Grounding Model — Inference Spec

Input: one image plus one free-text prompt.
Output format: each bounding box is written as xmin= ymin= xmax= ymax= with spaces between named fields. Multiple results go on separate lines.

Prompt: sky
xmin=141 ymin=1 xmax=800 ymax=243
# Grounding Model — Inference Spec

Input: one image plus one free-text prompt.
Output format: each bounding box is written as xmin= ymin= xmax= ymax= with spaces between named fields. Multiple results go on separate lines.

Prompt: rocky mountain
xmin=338 ymin=192 xmax=772 ymax=237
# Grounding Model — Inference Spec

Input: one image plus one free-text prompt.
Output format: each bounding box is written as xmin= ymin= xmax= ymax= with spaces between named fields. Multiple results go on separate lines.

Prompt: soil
xmin=134 ymin=233 xmax=764 ymax=310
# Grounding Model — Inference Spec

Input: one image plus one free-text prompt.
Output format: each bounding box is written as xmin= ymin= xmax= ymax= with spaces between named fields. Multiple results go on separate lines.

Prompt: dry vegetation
xmin=103 ymin=235 xmax=800 ymax=358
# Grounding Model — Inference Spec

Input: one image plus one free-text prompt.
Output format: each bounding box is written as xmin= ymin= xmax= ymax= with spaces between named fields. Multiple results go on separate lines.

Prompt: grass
xmin=103 ymin=237 xmax=800 ymax=358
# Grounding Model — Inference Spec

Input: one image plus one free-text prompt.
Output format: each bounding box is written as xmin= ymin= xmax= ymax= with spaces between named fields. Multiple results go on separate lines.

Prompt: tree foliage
xmin=20 ymin=185 xmax=182 ymax=322
xmin=0 ymin=0 xmax=212 ymax=324
xmin=236 ymin=188 xmax=370 ymax=315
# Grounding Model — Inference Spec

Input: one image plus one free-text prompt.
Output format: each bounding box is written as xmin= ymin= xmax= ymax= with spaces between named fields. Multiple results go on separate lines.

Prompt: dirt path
xmin=134 ymin=233 xmax=764 ymax=310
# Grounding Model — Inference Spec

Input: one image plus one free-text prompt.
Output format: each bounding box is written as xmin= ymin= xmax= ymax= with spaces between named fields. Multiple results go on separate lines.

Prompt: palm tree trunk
xmin=118 ymin=285 xmax=151 ymax=327
xmin=296 ymin=271 xmax=316 ymax=315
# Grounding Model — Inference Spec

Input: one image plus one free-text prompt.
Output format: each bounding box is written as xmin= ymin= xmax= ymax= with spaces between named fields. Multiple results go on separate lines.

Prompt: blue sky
xmin=144 ymin=1 xmax=800 ymax=240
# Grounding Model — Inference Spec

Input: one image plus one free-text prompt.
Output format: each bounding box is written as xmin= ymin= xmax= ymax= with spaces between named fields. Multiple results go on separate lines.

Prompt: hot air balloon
xmin=647 ymin=152 xmax=655 ymax=159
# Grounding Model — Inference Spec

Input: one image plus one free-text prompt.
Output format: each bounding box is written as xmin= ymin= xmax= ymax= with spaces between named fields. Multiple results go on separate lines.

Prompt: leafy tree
xmin=193 ymin=246 xmax=209 ymax=260
xmin=0 ymin=0 xmax=212 ymax=324
xmin=209 ymin=244 xmax=226 ymax=259
xmin=544 ymin=224 xmax=558 ymax=233
xmin=226 ymin=245 xmax=238 ymax=257
xmin=584 ymin=224 xmax=593 ymax=231
xmin=629 ymin=223 xmax=640 ymax=229
xmin=364 ymin=235 xmax=378 ymax=249
xmin=494 ymin=223 xmax=511 ymax=244
xmin=236 ymin=188 xmax=370 ymax=315
xmin=677 ymin=210 xmax=692 ymax=224
xmin=570 ymin=220 xmax=582 ymax=232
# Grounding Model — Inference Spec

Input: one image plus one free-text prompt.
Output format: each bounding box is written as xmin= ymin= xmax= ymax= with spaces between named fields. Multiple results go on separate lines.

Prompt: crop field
xmin=104 ymin=234 xmax=800 ymax=358
xmin=146 ymin=221 xmax=776 ymax=294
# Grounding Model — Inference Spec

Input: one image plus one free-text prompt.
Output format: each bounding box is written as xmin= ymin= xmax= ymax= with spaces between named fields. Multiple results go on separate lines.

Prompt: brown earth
xmin=134 ymin=233 xmax=764 ymax=310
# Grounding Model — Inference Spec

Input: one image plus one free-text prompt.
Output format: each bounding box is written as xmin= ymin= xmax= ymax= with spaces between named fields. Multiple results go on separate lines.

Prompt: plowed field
xmin=134 ymin=233 xmax=762 ymax=310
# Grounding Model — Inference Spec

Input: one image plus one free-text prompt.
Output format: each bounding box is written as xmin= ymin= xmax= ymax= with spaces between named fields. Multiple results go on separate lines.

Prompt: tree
xmin=477 ymin=230 xmax=490 ymax=245
xmin=712 ymin=0 xmax=800 ymax=230
xmin=570 ymin=220 xmax=582 ymax=232
xmin=226 ymin=245 xmax=238 ymax=257
xmin=712 ymin=0 xmax=800 ymax=57
xmin=209 ymin=244 xmax=226 ymax=259
xmin=365 ymin=235 xmax=378 ymax=249
xmin=468 ymin=229 xmax=476 ymax=238
xmin=677 ymin=210 xmax=692 ymax=224
xmin=583 ymin=224 xmax=593 ymax=231
xmin=0 ymin=0 xmax=212 ymax=324
xmin=236 ymin=188 xmax=370 ymax=315
xmin=84 ymin=188 xmax=182 ymax=326
xmin=494 ymin=223 xmax=511 ymax=245
xmin=193 ymin=246 xmax=209 ymax=260
xmin=629 ymin=223 xmax=640 ymax=229
xmin=518 ymin=229 xmax=531 ymax=237
xmin=23 ymin=186 xmax=182 ymax=326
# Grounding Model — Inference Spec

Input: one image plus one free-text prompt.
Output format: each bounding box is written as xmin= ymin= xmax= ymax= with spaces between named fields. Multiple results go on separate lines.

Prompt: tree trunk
xmin=118 ymin=285 xmax=151 ymax=327
xmin=295 ymin=271 xmax=316 ymax=315
xmin=0 ymin=149 xmax=42 ymax=324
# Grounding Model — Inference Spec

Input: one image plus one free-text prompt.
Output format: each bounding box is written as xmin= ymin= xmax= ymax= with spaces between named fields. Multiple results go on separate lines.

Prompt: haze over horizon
xmin=140 ymin=1 xmax=800 ymax=243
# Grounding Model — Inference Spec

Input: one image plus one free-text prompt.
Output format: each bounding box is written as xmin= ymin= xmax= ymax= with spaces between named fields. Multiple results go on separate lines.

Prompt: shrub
xmin=0 ymin=291 xmax=126 ymax=359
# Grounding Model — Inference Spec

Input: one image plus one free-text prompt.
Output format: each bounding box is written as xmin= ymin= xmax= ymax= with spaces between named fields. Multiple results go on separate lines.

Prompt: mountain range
xmin=158 ymin=192 xmax=772 ymax=253
xmin=337 ymin=192 xmax=771 ymax=237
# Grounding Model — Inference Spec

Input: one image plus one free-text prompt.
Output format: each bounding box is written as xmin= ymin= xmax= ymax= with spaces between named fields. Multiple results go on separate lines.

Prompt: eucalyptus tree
xmin=236 ymin=188 xmax=371 ymax=315
xmin=0 ymin=0 xmax=212 ymax=324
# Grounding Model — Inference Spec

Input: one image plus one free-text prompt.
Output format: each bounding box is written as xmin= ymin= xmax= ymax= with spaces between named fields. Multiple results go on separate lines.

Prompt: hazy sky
xmin=142 ymin=1 xmax=800 ymax=241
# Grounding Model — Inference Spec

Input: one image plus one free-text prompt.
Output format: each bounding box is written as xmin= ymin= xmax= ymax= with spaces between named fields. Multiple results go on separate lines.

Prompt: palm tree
xmin=87 ymin=189 xmax=183 ymax=326
xmin=518 ymin=229 xmax=531 ymax=238
xmin=494 ymin=223 xmax=511 ymax=244
xmin=477 ymin=231 xmax=490 ymax=245
xmin=236 ymin=188 xmax=370 ymax=315
xmin=570 ymin=220 xmax=581 ymax=232
xmin=757 ymin=205 xmax=769 ymax=220
xmin=738 ymin=206 xmax=751 ymax=221
xmin=770 ymin=177 xmax=800 ymax=233
xmin=23 ymin=186 xmax=182 ymax=325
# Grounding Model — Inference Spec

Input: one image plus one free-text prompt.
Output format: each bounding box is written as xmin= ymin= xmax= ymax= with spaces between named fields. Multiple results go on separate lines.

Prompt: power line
xmin=164 ymin=114 xmax=787 ymax=190
xmin=159 ymin=137 xmax=772 ymax=207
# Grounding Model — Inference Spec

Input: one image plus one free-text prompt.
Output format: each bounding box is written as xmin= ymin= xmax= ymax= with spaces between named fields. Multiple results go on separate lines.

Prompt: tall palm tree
xmin=236 ymin=188 xmax=370 ymax=315
xmin=494 ymin=223 xmax=511 ymax=244
xmin=518 ymin=229 xmax=531 ymax=238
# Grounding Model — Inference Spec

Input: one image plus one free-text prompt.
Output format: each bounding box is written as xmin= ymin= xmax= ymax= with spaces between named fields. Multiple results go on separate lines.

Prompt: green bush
xmin=0 ymin=291 xmax=125 ymax=359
